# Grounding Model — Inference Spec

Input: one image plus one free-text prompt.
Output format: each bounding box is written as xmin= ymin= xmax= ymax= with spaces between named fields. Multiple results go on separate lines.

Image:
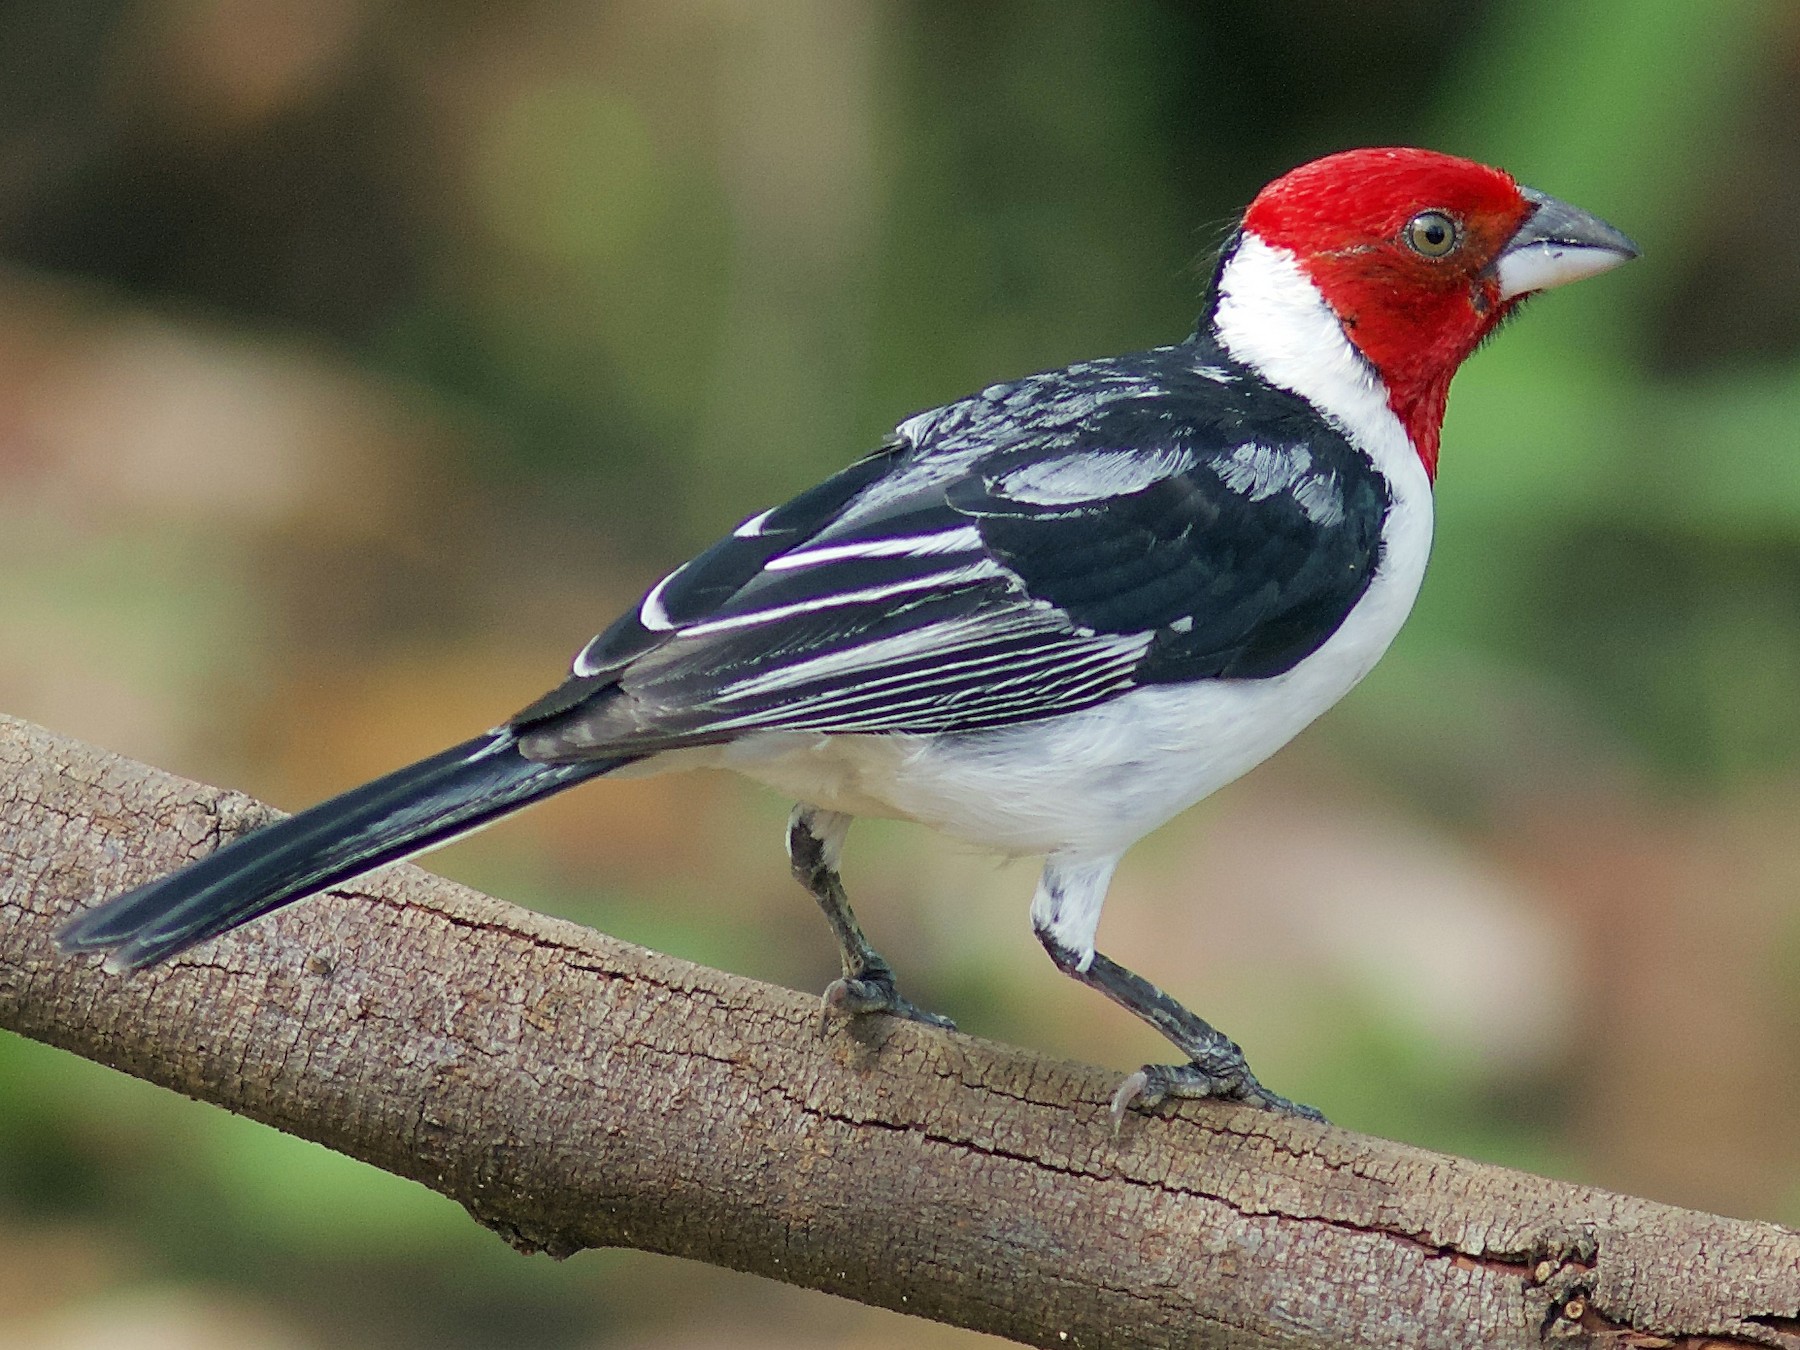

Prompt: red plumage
xmin=1244 ymin=148 xmax=1538 ymax=478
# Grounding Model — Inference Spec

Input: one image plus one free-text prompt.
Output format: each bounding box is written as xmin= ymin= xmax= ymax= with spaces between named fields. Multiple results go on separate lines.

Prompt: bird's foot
xmin=818 ymin=962 xmax=957 ymax=1034
xmin=1055 ymin=949 xmax=1323 ymax=1131
xmin=1109 ymin=1058 xmax=1326 ymax=1132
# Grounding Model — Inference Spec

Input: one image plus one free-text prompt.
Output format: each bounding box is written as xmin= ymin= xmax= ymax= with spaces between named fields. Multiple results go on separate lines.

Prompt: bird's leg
xmin=1068 ymin=949 xmax=1325 ymax=1126
xmin=1031 ymin=857 xmax=1324 ymax=1127
xmin=786 ymin=804 xmax=955 ymax=1031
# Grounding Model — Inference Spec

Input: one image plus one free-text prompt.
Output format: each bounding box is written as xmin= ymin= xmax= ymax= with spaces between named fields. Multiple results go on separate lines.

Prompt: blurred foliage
xmin=3 ymin=1 xmax=1800 ymax=1347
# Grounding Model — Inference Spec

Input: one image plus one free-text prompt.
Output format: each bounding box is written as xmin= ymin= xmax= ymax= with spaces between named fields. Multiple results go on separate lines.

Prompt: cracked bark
xmin=1 ymin=713 xmax=1798 ymax=1350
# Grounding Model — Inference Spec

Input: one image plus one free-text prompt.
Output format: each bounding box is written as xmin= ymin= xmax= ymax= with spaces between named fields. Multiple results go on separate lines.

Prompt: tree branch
xmin=1 ymin=713 xmax=1797 ymax=1349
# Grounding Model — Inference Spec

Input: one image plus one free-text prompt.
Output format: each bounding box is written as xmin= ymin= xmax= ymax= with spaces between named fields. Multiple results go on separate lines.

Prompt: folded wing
xmin=515 ymin=387 xmax=1390 ymax=756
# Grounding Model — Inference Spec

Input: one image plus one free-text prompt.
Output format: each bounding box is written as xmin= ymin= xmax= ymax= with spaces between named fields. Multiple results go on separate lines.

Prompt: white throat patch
xmin=1211 ymin=233 xmax=1412 ymax=471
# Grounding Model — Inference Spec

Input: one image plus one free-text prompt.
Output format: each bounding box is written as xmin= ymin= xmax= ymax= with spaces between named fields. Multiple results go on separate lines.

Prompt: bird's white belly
xmin=719 ymin=669 xmax=1352 ymax=857
xmin=714 ymin=479 xmax=1431 ymax=858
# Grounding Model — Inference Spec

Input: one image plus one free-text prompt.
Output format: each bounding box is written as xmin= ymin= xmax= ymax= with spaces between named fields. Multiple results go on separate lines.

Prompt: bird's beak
xmin=1492 ymin=186 xmax=1640 ymax=300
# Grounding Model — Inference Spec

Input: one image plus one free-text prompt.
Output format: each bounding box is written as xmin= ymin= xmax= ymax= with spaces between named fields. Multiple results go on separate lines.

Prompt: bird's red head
xmin=1237 ymin=147 xmax=1636 ymax=478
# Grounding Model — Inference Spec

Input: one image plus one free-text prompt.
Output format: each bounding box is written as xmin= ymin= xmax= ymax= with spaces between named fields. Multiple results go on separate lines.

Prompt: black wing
xmin=513 ymin=358 xmax=1391 ymax=754
xmin=959 ymin=410 xmax=1390 ymax=683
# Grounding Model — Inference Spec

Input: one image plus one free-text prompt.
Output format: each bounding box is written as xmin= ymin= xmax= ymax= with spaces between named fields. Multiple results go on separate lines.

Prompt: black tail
xmin=58 ymin=733 xmax=628 ymax=971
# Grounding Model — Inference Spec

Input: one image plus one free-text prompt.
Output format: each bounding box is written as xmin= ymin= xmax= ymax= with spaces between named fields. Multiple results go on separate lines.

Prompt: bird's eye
xmin=1404 ymin=210 xmax=1460 ymax=258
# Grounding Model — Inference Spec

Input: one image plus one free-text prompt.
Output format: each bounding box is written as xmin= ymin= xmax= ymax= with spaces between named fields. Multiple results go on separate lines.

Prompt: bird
xmin=60 ymin=147 xmax=1639 ymax=1124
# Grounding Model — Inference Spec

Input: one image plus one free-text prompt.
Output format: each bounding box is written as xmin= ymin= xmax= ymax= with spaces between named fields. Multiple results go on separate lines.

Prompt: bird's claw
xmin=1109 ymin=1061 xmax=1327 ymax=1134
xmin=817 ymin=973 xmax=957 ymax=1037
xmin=1108 ymin=1069 xmax=1156 ymax=1133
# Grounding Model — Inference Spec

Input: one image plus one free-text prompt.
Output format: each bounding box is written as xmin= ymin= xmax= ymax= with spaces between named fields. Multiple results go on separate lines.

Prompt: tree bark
xmin=0 ymin=713 xmax=1796 ymax=1349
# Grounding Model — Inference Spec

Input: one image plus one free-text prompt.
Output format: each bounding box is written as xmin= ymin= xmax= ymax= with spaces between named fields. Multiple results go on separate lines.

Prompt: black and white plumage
xmin=513 ymin=342 xmax=1391 ymax=749
xmin=61 ymin=148 xmax=1639 ymax=1121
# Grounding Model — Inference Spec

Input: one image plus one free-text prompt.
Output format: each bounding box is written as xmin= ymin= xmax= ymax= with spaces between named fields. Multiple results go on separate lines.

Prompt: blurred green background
xmin=3 ymin=0 xmax=1799 ymax=1346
